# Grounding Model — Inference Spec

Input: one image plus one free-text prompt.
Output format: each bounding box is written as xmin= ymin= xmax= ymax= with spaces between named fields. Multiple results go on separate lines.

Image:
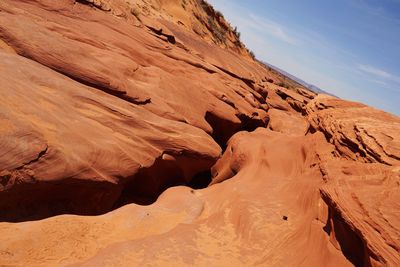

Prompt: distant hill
xmin=263 ymin=61 xmax=335 ymax=96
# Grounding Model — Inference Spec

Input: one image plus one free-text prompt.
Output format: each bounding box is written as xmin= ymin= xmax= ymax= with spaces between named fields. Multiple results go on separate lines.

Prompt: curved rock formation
xmin=0 ymin=0 xmax=399 ymax=266
xmin=0 ymin=51 xmax=221 ymax=220
xmin=0 ymin=0 xmax=271 ymax=221
xmin=306 ymin=95 xmax=400 ymax=165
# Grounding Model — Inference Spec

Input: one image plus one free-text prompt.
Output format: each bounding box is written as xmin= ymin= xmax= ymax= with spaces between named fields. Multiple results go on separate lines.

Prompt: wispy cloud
xmin=247 ymin=14 xmax=299 ymax=45
xmin=358 ymin=64 xmax=392 ymax=78
xmin=357 ymin=64 xmax=400 ymax=95
xmin=370 ymin=79 xmax=388 ymax=86
xmin=357 ymin=64 xmax=400 ymax=85
xmin=349 ymin=0 xmax=400 ymax=24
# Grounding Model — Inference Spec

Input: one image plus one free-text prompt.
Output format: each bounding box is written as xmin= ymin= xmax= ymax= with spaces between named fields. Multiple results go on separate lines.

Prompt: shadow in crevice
xmin=322 ymin=198 xmax=375 ymax=267
xmin=187 ymin=170 xmax=212 ymax=189
xmin=113 ymin=155 xmax=214 ymax=208
xmin=0 ymin=155 xmax=214 ymax=222
xmin=205 ymin=111 xmax=269 ymax=150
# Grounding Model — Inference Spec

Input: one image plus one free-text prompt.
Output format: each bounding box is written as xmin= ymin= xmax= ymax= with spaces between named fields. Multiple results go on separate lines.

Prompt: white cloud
xmin=246 ymin=14 xmax=299 ymax=45
xmin=357 ymin=64 xmax=400 ymax=85
xmin=357 ymin=64 xmax=400 ymax=95
xmin=358 ymin=64 xmax=391 ymax=78
xmin=370 ymin=79 xmax=388 ymax=86
xmin=349 ymin=0 xmax=400 ymax=25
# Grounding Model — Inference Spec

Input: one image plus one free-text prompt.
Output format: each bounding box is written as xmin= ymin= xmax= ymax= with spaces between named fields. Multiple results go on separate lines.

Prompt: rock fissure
xmin=213 ymin=64 xmax=256 ymax=89
xmin=16 ymin=144 xmax=48 ymax=170
xmin=321 ymin=191 xmax=384 ymax=267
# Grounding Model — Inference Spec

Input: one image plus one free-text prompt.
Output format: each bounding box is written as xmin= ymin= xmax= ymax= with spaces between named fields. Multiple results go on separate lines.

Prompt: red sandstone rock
xmin=306 ymin=94 xmax=400 ymax=165
xmin=0 ymin=0 xmax=399 ymax=266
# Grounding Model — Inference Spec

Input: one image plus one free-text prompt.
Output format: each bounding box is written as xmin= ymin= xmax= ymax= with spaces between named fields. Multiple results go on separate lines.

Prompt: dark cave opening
xmin=187 ymin=170 xmax=212 ymax=189
xmin=113 ymin=156 xmax=214 ymax=210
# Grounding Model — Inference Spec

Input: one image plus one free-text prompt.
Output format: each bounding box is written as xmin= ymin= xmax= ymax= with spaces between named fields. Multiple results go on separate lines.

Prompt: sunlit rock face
xmin=0 ymin=1 xmax=399 ymax=266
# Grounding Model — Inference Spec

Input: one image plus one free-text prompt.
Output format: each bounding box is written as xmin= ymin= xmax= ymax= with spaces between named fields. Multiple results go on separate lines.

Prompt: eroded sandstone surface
xmin=0 ymin=0 xmax=399 ymax=266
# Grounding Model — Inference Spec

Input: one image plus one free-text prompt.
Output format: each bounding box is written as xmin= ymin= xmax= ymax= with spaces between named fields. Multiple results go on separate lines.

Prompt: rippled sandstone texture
xmin=0 ymin=0 xmax=399 ymax=266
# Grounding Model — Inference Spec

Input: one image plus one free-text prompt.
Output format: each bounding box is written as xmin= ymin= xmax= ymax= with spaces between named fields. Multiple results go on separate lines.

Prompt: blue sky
xmin=208 ymin=0 xmax=400 ymax=115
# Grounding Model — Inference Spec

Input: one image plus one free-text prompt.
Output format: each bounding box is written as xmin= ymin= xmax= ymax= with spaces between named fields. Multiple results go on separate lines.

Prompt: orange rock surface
xmin=0 ymin=0 xmax=399 ymax=266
